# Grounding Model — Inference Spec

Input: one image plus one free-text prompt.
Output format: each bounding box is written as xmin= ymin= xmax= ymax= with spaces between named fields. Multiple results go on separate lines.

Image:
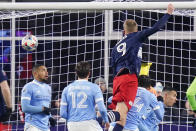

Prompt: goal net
xmin=0 ymin=2 xmax=195 ymax=131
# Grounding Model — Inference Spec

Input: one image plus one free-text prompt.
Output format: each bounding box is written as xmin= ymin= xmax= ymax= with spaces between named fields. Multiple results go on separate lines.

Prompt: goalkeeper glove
xmin=49 ymin=117 xmax=57 ymax=127
xmin=0 ymin=107 xmax=12 ymax=122
xmin=157 ymin=96 xmax=163 ymax=102
xmin=42 ymin=107 xmax=51 ymax=115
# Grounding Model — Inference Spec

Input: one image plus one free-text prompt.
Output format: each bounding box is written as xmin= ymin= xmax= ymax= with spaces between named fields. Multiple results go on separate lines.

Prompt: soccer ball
xmin=22 ymin=35 xmax=38 ymax=51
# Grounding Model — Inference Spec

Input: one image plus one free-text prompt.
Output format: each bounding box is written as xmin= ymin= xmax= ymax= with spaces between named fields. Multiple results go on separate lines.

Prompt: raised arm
xmin=138 ymin=4 xmax=174 ymax=41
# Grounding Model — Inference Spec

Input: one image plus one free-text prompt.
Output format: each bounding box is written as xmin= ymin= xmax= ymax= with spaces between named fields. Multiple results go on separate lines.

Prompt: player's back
xmin=124 ymin=87 xmax=157 ymax=130
xmin=111 ymin=33 xmax=143 ymax=76
xmin=65 ymin=80 xmax=101 ymax=122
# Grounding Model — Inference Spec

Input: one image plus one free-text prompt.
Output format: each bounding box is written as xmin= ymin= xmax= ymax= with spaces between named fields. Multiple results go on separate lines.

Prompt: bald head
xmin=123 ymin=19 xmax=138 ymax=35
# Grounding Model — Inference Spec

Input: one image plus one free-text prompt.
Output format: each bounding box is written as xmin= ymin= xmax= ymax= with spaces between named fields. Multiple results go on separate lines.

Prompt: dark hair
xmin=162 ymin=86 xmax=177 ymax=92
xmin=138 ymin=75 xmax=151 ymax=89
xmin=32 ymin=64 xmax=45 ymax=74
xmin=75 ymin=61 xmax=90 ymax=79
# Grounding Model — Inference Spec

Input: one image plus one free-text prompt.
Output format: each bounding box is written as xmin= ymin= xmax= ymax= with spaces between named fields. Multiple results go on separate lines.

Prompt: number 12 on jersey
xmin=70 ymin=91 xmax=88 ymax=108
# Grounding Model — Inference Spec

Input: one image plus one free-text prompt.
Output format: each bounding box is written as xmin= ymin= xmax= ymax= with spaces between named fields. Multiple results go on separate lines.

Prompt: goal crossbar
xmin=0 ymin=2 xmax=196 ymax=10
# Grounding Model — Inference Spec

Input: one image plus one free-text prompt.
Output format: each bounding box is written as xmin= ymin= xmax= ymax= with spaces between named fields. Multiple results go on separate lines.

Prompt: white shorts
xmin=123 ymin=129 xmax=139 ymax=131
xmin=24 ymin=123 xmax=50 ymax=131
xmin=109 ymin=125 xmax=139 ymax=131
xmin=67 ymin=119 xmax=103 ymax=131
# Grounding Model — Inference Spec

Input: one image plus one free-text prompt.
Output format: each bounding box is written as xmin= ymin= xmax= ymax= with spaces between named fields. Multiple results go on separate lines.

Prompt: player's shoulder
xmin=62 ymin=84 xmax=71 ymax=93
xmin=32 ymin=80 xmax=50 ymax=88
xmin=22 ymin=81 xmax=34 ymax=92
xmin=62 ymin=81 xmax=77 ymax=92
xmin=138 ymin=87 xmax=148 ymax=94
xmin=90 ymin=82 xmax=99 ymax=88
xmin=23 ymin=81 xmax=37 ymax=89
xmin=63 ymin=80 xmax=99 ymax=92
xmin=90 ymin=82 xmax=101 ymax=91
xmin=143 ymin=88 xmax=157 ymax=101
xmin=138 ymin=87 xmax=152 ymax=97
xmin=79 ymin=81 xmax=100 ymax=92
xmin=149 ymin=92 xmax=157 ymax=99
xmin=44 ymin=83 xmax=51 ymax=88
xmin=24 ymin=81 xmax=34 ymax=88
xmin=75 ymin=80 xmax=99 ymax=88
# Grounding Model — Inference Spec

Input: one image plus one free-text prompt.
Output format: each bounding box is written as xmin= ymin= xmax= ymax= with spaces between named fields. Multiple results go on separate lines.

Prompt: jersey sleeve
xmin=149 ymin=93 xmax=159 ymax=109
xmin=186 ymin=77 xmax=196 ymax=110
xmin=138 ymin=13 xmax=171 ymax=42
xmin=149 ymin=94 xmax=164 ymax=121
xmin=60 ymin=87 xmax=68 ymax=119
xmin=94 ymin=85 xmax=104 ymax=104
xmin=152 ymin=101 xmax=165 ymax=122
xmin=21 ymin=84 xmax=42 ymax=113
xmin=0 ymin=70 xmax=7 ymax=83
xmin=21 ymin=85 xmax=32 ymax=102
xmin=94 ymin=86 xmax=109 ymax=123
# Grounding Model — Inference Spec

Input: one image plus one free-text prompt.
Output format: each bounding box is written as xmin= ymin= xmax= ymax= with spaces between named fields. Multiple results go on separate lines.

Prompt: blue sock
xmin=107 ymin=111 xmax=120 ymax=122
xmin=112 ymin=123 xmax=123 ymax=131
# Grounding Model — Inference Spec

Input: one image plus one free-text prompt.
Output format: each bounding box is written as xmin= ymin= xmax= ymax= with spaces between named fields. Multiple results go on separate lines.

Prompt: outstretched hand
xmin=167 ymin=3 xmax=174 ymax=15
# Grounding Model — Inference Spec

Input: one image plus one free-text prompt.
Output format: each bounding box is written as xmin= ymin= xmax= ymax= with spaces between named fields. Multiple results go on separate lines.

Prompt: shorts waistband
xmin=116 ymin=68 xmax=134 ymax=76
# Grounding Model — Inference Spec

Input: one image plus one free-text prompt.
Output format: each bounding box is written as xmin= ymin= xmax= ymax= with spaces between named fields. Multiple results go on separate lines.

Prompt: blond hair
xmin=123 ymin=19 xmax=138 ymax=33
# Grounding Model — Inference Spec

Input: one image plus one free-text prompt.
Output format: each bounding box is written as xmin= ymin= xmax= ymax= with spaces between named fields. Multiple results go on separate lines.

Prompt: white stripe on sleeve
xmin=95 ymin=98 xmax=104 ymax=103
xmin=153 ymin=106 xmax=160 ymax=110
xmin=21 ymin=97 xmax=31 ymax=100
xmin=61 ymin=102 xmax=67 ymax=106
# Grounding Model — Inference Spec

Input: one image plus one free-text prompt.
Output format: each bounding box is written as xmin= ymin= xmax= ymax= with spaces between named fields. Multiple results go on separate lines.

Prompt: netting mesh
xmin=0 ymin=10 xmax=57 ymax=20
xmin=0 ymin=3 xmax=195 ymax=131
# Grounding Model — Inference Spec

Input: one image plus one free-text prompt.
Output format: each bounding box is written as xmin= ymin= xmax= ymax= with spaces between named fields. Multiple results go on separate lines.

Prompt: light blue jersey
xmin=21 ymin=79 xmax=51 ymax=131
xmin=124 ymin=87 xmax=162 ymax=131
xmin=60 ymin=79 xmax=109 ymax=123
xmin=138 ymin=101 xmax=165 ymax=131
